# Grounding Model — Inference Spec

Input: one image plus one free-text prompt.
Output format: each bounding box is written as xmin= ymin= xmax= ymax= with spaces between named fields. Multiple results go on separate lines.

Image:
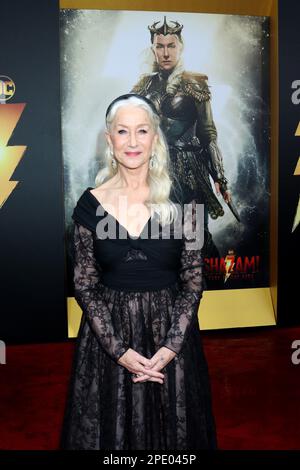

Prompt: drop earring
xmin=110 ymin=148 xmax=117 ymax=169
xmin=149 ymin=154 xmax=156 ymax=170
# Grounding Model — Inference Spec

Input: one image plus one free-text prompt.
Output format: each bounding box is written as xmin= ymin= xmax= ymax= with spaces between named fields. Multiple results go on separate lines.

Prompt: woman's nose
xmin=129 ymin=132 xmax=137 ymax=147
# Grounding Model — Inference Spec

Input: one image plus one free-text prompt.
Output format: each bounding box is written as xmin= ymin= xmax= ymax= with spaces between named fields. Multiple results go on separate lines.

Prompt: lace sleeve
xmin=162 ymin=199 xmax=205 ymax=356
xmin=73 ymin=222 xmax=130 ymax=363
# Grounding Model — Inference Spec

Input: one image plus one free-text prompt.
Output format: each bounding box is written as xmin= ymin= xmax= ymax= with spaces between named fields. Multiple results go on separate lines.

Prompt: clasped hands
xmin=117 ymin=346 xmax=177 ymax=384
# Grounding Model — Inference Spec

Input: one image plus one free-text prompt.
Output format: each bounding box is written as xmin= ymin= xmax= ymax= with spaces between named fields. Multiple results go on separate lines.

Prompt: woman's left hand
xmin=132 ymin=347 xmax=176 ymax=384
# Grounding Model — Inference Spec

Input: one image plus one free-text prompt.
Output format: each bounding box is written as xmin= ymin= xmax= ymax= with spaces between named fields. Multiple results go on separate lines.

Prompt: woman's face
xmin=152 ymin=34 xmax=182 ymax=71
xmin=106 ymin=105 xmax=158 ymax=170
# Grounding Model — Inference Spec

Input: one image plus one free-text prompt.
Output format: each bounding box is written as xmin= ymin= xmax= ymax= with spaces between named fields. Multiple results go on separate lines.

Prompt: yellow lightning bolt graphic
xmin=292 ymin=196 xmax=300 ymax=233
xmin=294 ymin=157 xmax=300 ymax=176
xmin=0 ymin=103 xmax=26 ymax=208
xmin=293 ymin=124 xmax=300 ymax=232
xmin=224 ymin=253 xmax=235 ymax=283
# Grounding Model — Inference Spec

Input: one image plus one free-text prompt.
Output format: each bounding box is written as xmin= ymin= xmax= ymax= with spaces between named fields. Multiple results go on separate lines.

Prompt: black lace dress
xmin=60 ymin=187 xmax=217 ymax=450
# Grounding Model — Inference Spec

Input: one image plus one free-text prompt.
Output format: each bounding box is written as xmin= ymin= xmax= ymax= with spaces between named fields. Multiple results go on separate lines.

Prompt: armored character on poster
xmin=131 ymin=17 xmax=234 ymax=260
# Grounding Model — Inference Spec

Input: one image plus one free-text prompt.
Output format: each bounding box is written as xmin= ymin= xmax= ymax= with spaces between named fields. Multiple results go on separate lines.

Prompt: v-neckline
xmin=87 ymin=187 xmax=151 ymax=239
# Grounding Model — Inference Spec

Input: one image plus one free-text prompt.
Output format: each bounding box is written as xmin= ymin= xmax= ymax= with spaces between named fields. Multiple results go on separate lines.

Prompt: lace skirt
xmin=60 ymin=283 xmax=218 ymax=450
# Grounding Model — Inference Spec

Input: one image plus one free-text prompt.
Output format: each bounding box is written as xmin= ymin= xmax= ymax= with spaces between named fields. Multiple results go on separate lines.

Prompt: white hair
xmin=95 ymin=96 xmax=180 ymax=226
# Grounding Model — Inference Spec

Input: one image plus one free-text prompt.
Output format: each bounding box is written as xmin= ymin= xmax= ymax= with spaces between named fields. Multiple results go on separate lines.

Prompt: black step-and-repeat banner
xmin=278 ymin=0 xmax=300 ymax=325
xmin=0 ymin=0 xmax=67 ymax=342
xmin=0 ymin=0 xmax=299 ymax=342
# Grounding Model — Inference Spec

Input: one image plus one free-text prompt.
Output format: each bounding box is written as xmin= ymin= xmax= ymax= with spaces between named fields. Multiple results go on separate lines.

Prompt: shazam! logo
xmin=0 ymin=76 xmax=16 ymax=102
xmin=224 ymin=250 xmax=235 ymax=283
xmin=0 ymin=100 xmax=27 ymax=208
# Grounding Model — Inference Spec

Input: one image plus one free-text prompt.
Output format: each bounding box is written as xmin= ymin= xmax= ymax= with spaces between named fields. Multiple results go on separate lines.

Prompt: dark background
xmin=0 ymin=0 xmax=67 ymax=342
xmin=278 ymin=0 xmax=300 ymax=325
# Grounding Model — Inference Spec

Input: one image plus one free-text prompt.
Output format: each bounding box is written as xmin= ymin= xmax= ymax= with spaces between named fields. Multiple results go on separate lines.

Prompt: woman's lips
xmin=125 ymin=152 xmax=142 ymax=157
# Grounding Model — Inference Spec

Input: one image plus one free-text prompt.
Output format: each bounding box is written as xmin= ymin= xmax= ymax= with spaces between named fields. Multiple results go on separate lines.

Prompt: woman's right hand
xmin=117 ymin=348 xmax=165 ymax=384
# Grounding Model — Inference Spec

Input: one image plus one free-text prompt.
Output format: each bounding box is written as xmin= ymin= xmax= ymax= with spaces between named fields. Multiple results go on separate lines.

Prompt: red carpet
xmin=0 ymin=326 xmax=300 ymax=450
xmin=0 ymin=341 xmax=74 ymax=450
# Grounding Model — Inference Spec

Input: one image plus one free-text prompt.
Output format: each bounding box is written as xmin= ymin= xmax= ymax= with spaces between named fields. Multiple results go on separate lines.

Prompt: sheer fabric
xmin=60 ymin=192 xmax=217 ymax=450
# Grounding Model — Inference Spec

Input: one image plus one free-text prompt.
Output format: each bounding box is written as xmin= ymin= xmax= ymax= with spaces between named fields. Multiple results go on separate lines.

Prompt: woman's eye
xmin=138 ymin=129 xmax=147 ymax=134
xmin=118 ymin=129 xmax=127 ymax=134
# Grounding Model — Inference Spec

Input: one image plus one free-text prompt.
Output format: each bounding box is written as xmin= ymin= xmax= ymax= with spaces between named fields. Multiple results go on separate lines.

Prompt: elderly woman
xmin=60 ymin=94 xmax=217 ymax=450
